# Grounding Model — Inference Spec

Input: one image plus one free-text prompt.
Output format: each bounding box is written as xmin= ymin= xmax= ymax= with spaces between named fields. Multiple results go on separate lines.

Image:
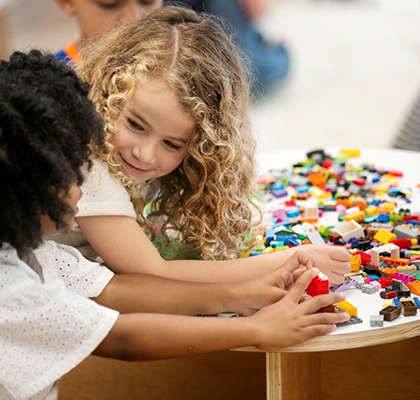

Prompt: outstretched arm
xmin=93 ymin=268 xmax=349 ymax=361
xmin=77 ymin=215 xmax=350 ymax=284
xmin=94 ymin=252 xmax=313 ymax=316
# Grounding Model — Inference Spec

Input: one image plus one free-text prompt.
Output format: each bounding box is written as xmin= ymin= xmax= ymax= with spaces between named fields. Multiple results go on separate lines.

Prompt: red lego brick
xmin=385 ymin=290 xmax=398 ymax=299
xmin=390 ymin=238 xmax=413 ymax=249
xmin=307 ymin=275 xmax=329 ymax=297
xmin=378 ymin=277 xmax=392 ymax=288
xmin=353 ymin=251 xmax=371 ymax=266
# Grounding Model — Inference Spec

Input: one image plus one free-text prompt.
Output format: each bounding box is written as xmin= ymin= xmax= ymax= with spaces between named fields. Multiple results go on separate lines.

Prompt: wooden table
xmin=58 ymin=148 xmax=420 ymax=400
xmin=245 ymin=148 xmax=420 ymax=400
xmin=238 ymin=320 xmax=420 ymax=400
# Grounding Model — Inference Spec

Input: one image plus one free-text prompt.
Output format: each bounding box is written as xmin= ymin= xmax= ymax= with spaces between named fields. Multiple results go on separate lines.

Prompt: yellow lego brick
xmin=336 ymin=300 xmax=357 ymax=317
xmin=262 ymin=247 xmax=276 ymax=254
xmin=380 ymin=202 xmax=395 ymax=212
xmin=382 ymin=300 xmax=393 ymax=308
xmin=339 ymin=149 xmax=361 ymax=157
xmin=373 ymin=229 xmax=397 ymax=244
xmin=365 ymin=205 xmax=380 ymax=216
xmin=344 ymin=211 xmax=366 ymax=222
xmin=308 ymin=186 xmax=325 ymax=198
xmin=318 ymin=192 xmax=332 ymax=202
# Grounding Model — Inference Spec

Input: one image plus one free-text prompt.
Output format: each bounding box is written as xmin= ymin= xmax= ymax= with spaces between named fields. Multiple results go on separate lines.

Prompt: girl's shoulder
xmin=81 ymin=158 xmax=125 ymax=197
xmin=78 ymin=158 xmax=136 ymax=218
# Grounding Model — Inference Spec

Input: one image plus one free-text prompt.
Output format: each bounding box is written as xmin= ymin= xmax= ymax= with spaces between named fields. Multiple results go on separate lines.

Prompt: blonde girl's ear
xmin=54 ymin=0 xmax=78 ymax=16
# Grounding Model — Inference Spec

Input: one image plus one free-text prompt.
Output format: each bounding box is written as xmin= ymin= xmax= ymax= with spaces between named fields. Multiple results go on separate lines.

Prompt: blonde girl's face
xmin=56 ymin=0 xmax=162 ymax=44
xmin=112 ymin=75 xmax=196 ymax=185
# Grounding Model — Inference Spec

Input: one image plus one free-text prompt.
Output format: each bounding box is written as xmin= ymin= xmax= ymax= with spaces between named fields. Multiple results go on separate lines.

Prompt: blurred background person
xmin=54 ymin=0 xmax=162 ymax=65
xmin=165 ymin=0 xmax=290 ymax=98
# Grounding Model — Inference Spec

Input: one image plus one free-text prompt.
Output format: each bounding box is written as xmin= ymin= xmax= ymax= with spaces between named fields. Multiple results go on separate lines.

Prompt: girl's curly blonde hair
xmin=78 ymin=5 xmax=259 ymax=260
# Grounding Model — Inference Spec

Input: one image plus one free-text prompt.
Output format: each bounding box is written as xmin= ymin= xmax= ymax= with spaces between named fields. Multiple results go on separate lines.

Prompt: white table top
xmin=251 ymin=148 xmax=420 ymax=351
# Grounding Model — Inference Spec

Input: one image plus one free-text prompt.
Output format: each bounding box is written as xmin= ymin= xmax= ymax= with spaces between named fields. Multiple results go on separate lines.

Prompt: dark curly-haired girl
xmin=0 ymin=49 xmax=104 ymax=253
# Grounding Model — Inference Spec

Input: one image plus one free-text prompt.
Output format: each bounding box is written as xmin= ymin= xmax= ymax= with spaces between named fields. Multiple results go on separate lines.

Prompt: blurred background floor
xmin=2 ymin=0 xmax=420 ymax=154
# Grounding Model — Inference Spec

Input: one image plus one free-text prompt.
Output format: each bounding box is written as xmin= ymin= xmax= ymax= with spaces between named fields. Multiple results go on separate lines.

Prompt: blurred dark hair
xmin=0 ymin=50 xmax=104 ymax=252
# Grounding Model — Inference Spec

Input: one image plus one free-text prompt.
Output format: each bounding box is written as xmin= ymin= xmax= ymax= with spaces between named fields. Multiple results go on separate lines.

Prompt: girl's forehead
xmin=125 ymin=75 xmax=196 ymax=136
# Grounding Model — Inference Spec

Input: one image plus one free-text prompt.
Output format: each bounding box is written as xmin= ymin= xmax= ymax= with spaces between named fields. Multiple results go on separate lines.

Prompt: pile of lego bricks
xmin=244 ymin=149 xmax=420 ymax=326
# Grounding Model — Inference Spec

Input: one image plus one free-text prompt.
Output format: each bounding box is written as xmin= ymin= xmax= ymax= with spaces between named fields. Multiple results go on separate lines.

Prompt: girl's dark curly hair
xmin=0 ymin=50 xmax=104 ymax=253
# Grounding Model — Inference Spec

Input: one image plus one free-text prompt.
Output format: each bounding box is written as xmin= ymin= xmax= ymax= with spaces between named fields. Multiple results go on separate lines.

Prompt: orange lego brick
xmin=407 ymin=281 xmax=420 ymax=296
xmin=354 ymin=200 xmax=367 ymax=210
xmin=349 ymin=254 xmax=362 ymax=273
xmin=378 ymin=267 xmax=398 ymax=275
xmin=337 ymin=198 xmax=351 ymax=208
xmin=382 ymin=257 xmax=409 ymax=267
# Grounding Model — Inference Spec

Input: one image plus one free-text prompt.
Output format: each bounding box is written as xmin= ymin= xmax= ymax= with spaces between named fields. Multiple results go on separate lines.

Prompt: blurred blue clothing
xmin=166 ymin=0 xmax=290 ymax=98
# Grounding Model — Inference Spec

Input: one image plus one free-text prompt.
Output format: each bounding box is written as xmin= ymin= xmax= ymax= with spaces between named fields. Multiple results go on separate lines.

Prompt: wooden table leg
xmin=266 ymin=353 xmax=282 ymax=400
xmin=266 ymin=352 xmax=322 ymax=400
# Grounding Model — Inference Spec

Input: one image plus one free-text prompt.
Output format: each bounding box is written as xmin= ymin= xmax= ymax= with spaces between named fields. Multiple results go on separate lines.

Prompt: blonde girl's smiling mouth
xmin=119 ymin=154 xmax=153 ymax=177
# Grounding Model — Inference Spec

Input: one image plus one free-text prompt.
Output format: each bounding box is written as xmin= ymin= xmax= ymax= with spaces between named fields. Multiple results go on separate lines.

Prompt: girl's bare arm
xmin=93 ymin=268 xmax=349 ymax=361
xmin=94 ymin=251 xmax=312 ymax=316
xmin=77 ymin=215 xmax=350 ymax=284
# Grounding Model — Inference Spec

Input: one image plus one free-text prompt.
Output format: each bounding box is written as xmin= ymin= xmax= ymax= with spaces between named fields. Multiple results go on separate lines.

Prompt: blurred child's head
xmin=0 ymin=50 xmax=104 ymax=253
xmin=79 ymin=6 xmax=256 ymax=260
xmin=54 ymin=0 xmax=162 ymax=49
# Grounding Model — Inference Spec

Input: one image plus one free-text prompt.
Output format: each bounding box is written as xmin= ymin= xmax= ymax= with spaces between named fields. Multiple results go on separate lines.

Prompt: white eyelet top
xmin=0 ymin=241 xmax=118 ymax=400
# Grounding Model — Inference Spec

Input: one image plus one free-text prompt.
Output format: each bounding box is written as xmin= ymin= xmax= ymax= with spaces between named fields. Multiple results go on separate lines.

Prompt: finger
xmin=330 ymin=263 xmax=351 ymax=275
xmin=301 ymin=309 xmax=350 ymax=327
xmin=299 ymin=294 xmax=312 ymax=303
xmin=328 ymin=266 xmax=351 ymax=284
xmin=298 ymin=323 xmax=340 ymax=340
xmin=284 ymin=268 xmax=320 ymax=303
xmin=283 ymin=267 xmax=310 ymax=291
xmin=292 ymin=266 xmax=309 ymax=281
xmin=298 ymin=292 xmax=346 ymax=315
xmin=328 ymin=247 xmax=351 ymax=262
xmin=280 ymin=251 xmax=316 ymax=275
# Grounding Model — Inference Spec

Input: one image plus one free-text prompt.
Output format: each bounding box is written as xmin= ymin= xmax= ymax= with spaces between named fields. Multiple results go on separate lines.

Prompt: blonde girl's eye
xmin=164 ymin=140 xmax=182 ymax=151
xmin=96 ymin=0 xmax=121 ymax=10
xmin=140 ymin=0 xmax=160 ymax=5
xmin=127 ymin=117 xmax=144 ymax=132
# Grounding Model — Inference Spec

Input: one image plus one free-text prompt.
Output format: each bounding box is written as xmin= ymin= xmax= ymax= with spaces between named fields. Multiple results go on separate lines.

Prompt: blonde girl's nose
xmin=132 ymin=142 xmax=155 ymax=164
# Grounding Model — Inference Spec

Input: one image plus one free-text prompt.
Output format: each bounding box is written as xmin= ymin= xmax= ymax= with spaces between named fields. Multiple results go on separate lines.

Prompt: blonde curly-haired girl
xmin=62 ymin=5 xmax=350 ymax=283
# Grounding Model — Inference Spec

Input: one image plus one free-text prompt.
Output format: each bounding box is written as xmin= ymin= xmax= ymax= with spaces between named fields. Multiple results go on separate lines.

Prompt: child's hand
xmin=288 ymin=245 xmax=351 ymax=285
xmin=249 ymin=268 xmax=349 ymax=350
xmin=233 ymin=251 xmax=315 ymax=316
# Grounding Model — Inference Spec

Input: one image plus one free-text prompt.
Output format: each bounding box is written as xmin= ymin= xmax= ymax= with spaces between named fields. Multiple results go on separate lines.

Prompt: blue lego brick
xmin=377 ymin=214 xmax=390 ymax=223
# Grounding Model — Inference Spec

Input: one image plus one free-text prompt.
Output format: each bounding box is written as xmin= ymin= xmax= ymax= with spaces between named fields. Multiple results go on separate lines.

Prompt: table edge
xmin=235 ymin=318 xmax=420 ymax=353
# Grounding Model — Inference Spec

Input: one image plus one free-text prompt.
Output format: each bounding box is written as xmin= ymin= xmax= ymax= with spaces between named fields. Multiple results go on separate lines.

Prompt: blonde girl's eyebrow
xmin=126 ymin=107 xmax=151 ymax=129
xmin=126 ymin=107 xmax=190 ymax=144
